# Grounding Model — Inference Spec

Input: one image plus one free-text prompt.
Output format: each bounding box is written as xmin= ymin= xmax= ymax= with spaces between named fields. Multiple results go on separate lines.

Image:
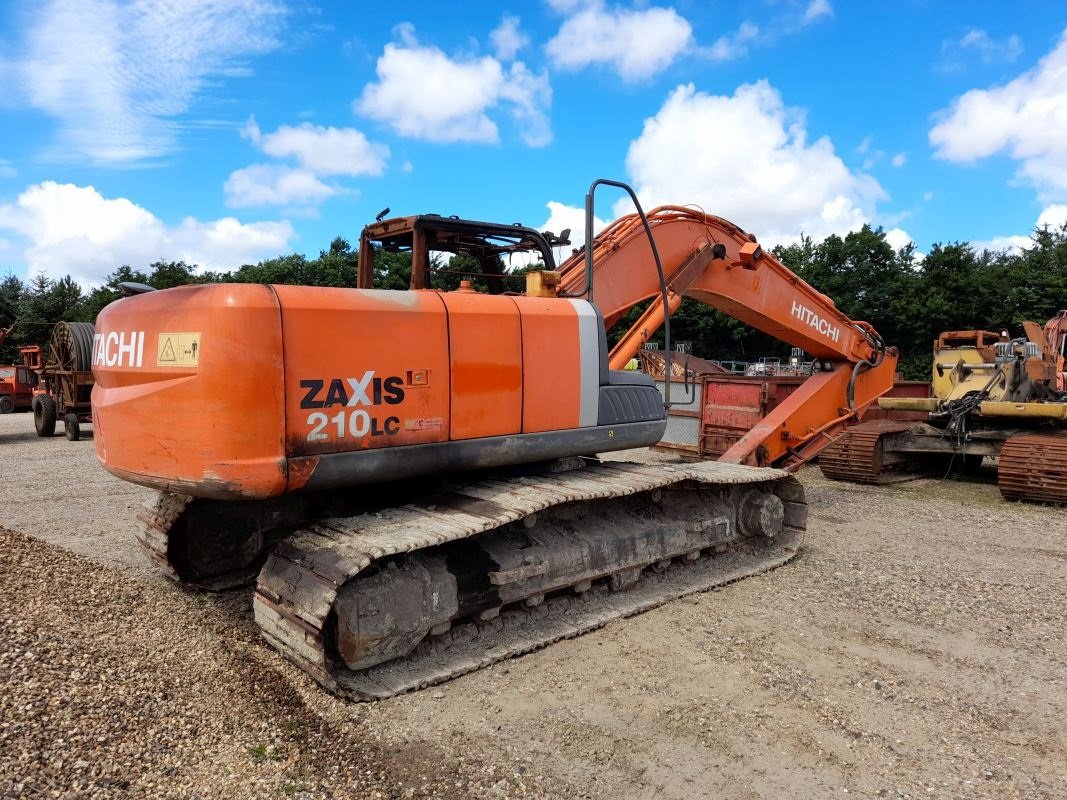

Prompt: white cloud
xmin=621 ymin=81 xmax=886 ymax=246
xmin=969 ymin=234 xmax=1032 ymax=255
xmin=884 ymin=227 xmax=912 ymax=251
xmin=224 ymin=164 xmax=340 ymax=208
xmin=930 ymin=30 xmax=1067 ymax=199
xmin=940 ymin=29 xmax=1023 ymax=70
xmin=539 ymin=200 xmax=607 ymax=253
xmin=500 ymin=201 xmax=607 ymax=269
xmin=0 ymin=160 xmax=15 ymax=179
xmin=1037 ymin=204 xmax=1067 ymax=229
xmin=356 ymin=28 xmax=551 ymax=146
xmin=546 ymin=3 xmax=693 ymax=81
xmin=707 ymin=22 xmax=760 ymax=63
xmin=11 ymin=0 xmax=285 ymax=163
xmin=970 ymin=205 xmax=1067 ymax=255
xmin=546 ymin=0 xmax=586 ymax=11
xmin=490 ymin=15 xmax=529 ymax=61
xmin=0 ymin=182 xmax=293 ymax=284
xmin=804 ymin=0 xmax=833 ymax=23
xmin=891 ymin=152 xmax=907 ymax=167
xmin=959 ymin=29 xmax=1023 ymax=61
xmin=241 ymin=117 xmax=388 ymax=177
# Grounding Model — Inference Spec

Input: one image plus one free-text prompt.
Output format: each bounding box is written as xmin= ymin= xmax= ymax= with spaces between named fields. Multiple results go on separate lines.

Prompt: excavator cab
xmin=356 ymin=214 xmax=564 ymax=293
xmin=356 ymin=212 xmax=667 ymax=430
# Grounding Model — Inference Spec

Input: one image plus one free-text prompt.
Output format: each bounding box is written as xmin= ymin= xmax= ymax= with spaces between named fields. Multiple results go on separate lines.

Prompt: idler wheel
xmin=738 ymin=490 xmax=785 ymax=539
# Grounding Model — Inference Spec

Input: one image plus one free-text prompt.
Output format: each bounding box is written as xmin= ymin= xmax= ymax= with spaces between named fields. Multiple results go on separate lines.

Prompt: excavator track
xmin=998 ymin=432 xmax=1067 ymax=503
xmin=136 ymin=491 xmax=308 ymax=591
xmin=253 ymin=460 xmax=805 ymax=700
xmin=818 ymin=420 xmax=915 ymax=484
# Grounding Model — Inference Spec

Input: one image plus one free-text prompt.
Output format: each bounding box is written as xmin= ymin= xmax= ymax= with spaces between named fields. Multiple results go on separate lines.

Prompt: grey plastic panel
xmin=597 ymin=385 xmax=666 ymax=425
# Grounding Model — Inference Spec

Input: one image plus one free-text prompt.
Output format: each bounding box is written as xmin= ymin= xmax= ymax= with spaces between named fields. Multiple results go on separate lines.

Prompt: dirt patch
xmin=0 ymin=413 xmax=1063 ymax=799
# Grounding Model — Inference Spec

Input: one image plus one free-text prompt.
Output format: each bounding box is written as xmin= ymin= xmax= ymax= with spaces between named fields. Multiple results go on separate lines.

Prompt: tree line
xmin=2 ymin=224 xmax=1065 ymax=380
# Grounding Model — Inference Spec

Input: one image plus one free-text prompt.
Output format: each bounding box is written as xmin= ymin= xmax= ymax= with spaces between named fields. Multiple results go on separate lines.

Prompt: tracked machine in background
xmin=820 ymin=321 xmax=1067 ymax=503
xmin=92 ymin=180 xmax=897 ymax=698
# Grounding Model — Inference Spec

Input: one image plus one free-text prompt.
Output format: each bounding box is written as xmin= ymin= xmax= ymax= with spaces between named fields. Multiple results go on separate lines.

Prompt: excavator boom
xmin=557 ymin=205 xmax=897 ymax=468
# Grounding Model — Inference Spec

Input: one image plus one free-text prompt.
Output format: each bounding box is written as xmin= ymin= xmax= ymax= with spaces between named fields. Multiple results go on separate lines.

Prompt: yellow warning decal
xmin=157 ymin=332 xmax=201 ymax=367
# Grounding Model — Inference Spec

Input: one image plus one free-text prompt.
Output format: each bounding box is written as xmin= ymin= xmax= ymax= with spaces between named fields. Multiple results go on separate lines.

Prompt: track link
xmin=818 ymin=420 xmax=915 ymax=483
xmin=998 ymin=432 xmax=1067 ymax=503
xmin=136 ymin=492 xmax=194 ymax=584
xmin=136 ymin=492 xmax=307 ymax=591
xmin=253 ymin=460 xmax=806 ymax=700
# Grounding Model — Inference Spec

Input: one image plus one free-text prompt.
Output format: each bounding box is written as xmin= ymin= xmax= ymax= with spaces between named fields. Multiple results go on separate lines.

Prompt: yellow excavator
xmin=820 ymin=323 xmax=1067 ymax=502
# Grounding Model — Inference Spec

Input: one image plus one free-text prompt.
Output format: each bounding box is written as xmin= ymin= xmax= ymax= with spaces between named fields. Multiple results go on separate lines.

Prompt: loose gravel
xmin=0 ymin=413 xmax=1063 ymax=799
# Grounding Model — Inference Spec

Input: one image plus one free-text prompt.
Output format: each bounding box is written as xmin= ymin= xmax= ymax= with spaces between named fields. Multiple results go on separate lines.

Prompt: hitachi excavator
xmin=92 ymin=180 xmax=897 ymax=699
xmin=820 ymin=319 xmax=1067 ymax=502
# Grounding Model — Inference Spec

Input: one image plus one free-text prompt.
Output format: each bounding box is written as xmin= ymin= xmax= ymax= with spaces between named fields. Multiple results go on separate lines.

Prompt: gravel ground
xmin=0 ymin=412 xmax=1064 ymax=799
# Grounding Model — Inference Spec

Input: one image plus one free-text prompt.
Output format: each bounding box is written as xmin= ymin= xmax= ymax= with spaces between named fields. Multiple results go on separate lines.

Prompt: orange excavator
xmin=92 ymin=180 xmax=897 ymax=698
xmin=1048 ymin=310 xmax=1067 ymax=392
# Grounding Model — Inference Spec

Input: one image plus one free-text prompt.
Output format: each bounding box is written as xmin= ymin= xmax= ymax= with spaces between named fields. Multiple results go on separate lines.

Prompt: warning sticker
xmin=157 ymin=332 xmax=201 ymax=367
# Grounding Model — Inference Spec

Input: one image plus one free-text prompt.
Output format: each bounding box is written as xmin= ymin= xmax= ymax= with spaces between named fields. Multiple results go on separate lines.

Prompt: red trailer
xmin=655 ymin=373 xmax=930 ymax=459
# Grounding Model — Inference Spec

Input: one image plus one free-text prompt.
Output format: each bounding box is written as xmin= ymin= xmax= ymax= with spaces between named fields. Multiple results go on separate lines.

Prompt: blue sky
xmin=1 ymin=0 xmax=1066 ymax=286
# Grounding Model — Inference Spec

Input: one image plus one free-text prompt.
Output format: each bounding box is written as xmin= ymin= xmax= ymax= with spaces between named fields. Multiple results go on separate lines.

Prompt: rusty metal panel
xmin=699 ymin=378 xmax=768 ymax=457
xmin=860 ymin=380 xmax=931 ymax=422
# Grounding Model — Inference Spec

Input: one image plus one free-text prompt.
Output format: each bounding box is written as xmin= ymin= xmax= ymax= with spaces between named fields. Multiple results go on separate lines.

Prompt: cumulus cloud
xmin=538 ymin=201 xmax=607 ymax=253
xmin=0 ymin=182 xmax=293 ymax=284
xmin=884 ymin=227 xmax=913 ymax=251
xmin=891 ymin=152 xmax=907 ymax=168
xmin=356 ymin=26 xmax=551 ymax=146
xmin=498 ymin=201 xmax=608 ymax=269
xmin=546 ymin=2 xmax=693 ymax=80
xmin=490 ymin=15 xmax=529 ymax=61
xmin=930 ymin=29 xmax=1067 ymax=199
xmin=9 ymin=0 xmax=286 ymax=163
xmin=226 ymin=117 xmax=388 ymax=208
xmin=1038 ymin=204 xmax=1067 ymax=229
xmin=969 ymin=234 xmax=1032 ymax=255
xmin=241 ymin=117 xmax=388 ymax=177
xmin=621 ymin=81 xmax=886 ymax=245
xmin=970 ymin=205 xmax=1067 ymax=255
xmin=224 ymin=164 xmax=340 ymax=208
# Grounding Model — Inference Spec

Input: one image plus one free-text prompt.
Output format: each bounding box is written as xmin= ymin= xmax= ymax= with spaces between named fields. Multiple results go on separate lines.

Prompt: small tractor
xmin=26 ymin=321 xmax=96 ymax=441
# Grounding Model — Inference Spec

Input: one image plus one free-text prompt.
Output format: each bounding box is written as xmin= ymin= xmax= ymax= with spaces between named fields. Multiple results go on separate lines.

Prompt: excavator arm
xmin=556 ymin=205 xmax=898 ymax=469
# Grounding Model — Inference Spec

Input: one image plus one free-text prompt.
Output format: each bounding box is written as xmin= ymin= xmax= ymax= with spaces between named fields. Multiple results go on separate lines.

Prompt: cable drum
xmin=50 ymin=321 xmax=95 ymax=371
